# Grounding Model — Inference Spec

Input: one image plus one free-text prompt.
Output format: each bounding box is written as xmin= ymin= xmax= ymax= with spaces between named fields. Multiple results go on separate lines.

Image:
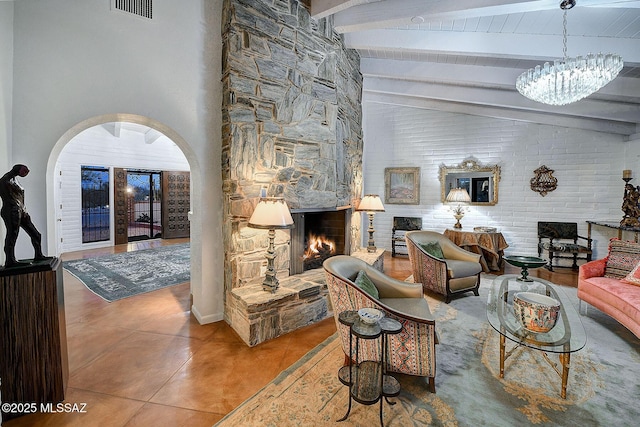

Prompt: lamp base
xmin=453 ymin=212 xmax=464 ymax=229
xmin=366 ymin=213 xmax=378 ymax=254
xmin=262 ymin=275 xmax=279 ymax=293
xmin=262 ymin=229 xmax=279 ymax=293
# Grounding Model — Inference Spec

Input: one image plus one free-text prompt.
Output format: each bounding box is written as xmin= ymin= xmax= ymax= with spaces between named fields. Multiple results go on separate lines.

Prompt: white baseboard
xmin=191 ymin=305 xmax=224 ymax=325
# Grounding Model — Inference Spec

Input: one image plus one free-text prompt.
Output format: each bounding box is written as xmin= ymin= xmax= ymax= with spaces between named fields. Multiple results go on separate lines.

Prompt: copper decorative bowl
xmin=513 ymin=292 xmax=561 ymax=333
xmin=504 ymin=255 xmax=547 ymax=282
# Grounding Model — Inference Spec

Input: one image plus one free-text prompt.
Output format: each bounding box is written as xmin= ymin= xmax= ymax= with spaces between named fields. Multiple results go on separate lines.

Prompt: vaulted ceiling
xmin=311 ymin=0 xmax=640 ymax=138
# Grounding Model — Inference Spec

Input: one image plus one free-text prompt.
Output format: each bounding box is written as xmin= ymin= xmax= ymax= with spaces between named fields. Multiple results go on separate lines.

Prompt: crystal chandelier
xmin=516 ymin=0 xmax=623 ymax=106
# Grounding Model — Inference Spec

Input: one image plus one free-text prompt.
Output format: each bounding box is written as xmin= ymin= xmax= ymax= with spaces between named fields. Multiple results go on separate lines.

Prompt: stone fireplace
xmin=221 ymin=0 xmax=364 ymax=346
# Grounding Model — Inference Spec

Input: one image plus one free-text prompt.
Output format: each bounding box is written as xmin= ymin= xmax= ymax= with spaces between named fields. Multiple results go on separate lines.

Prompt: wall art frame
xmin=384 ymin=167 xmax=420 ymax=205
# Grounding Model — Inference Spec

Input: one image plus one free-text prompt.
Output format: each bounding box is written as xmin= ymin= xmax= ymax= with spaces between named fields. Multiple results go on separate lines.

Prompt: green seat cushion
xmin=420 ymin=241 xmax=444 ymax=259
xmin=355 ymin=270 xmax=379 ymax=299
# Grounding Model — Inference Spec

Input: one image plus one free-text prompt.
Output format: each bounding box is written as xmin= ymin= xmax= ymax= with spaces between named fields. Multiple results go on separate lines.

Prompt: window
xmin=81 ymin=166 xmax=110 ymax=243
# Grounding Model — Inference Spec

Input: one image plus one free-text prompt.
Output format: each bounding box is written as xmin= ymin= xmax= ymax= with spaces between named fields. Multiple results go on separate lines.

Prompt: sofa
xmin=577 ymin=238 xmax=640 ymax=338
xmin=323 ymin=255 xmax=438 ymax=392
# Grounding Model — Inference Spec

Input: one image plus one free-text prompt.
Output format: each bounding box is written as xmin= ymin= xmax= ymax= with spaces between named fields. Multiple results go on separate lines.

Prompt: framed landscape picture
xmin=384 ymin=167 xmax=420 ymax=204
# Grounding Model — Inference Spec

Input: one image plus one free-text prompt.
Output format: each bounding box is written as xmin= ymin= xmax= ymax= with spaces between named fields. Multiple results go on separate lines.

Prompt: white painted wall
xmin=9 ymin=0 xmax=224 ymax=323
xmin=56 ymin=124 xmax=189 ymax=252
xmin=0 ymin=1 xmax=13 ymax=259
xmin=362 ymin=102 xmax=635 ymax=261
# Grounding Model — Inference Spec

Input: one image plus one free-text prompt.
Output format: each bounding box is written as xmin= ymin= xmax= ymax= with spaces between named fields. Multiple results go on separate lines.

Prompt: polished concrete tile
xmin=123 ymin=403 xmax=221 ymax=427
xmin=147 ymin=318 xmax=325 ymax=415
xmin=2 ymin=387 xmax=145 ymax=427
xmin=65 ymin=321 xmax=135 ymax=372
xmin=69 ymin=331 xmax=201 ymax=401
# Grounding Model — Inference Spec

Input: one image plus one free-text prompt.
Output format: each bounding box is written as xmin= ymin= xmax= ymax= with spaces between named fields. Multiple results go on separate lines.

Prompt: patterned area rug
xmin=216 ymin=275 xmax=640 ymax=426
xmin=63 ymin=243 xmax=190 ymax=302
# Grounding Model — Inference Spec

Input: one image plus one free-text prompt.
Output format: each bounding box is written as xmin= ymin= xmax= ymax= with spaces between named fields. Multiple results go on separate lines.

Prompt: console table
xmin=587 ymin=220 xmax=640 ymax=243
xmin=444 ymin=228 xmax=508 ymax=272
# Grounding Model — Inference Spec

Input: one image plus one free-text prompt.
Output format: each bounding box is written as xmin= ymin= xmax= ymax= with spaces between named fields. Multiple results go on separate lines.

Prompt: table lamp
xmin=446 ymin=188 xmax=471 ymax=229
xmin=356 ymin=194 xmax=385 ymax=252
xmin=248 ymin=197 xmax=294 ymax=292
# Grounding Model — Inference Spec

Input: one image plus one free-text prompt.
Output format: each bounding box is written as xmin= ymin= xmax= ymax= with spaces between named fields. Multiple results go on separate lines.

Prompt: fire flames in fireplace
xmin=303 ymin=233 xmax=336 ymax=270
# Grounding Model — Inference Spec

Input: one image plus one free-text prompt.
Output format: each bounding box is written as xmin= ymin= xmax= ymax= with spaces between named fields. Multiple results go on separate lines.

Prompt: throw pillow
xmin=604 ymin=238 xmax=640 ymax=278
xmin=355 ymin=270 xmax=379 ymax=299
xmin=420 ymin=241 xmax=444 ymax=259
xmin=622 ymin=260 xmax=640 ymax=286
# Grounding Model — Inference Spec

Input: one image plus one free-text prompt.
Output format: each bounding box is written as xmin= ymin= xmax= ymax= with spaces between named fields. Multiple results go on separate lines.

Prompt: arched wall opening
xmin=45 ymin=113 xmax=206 ymax=320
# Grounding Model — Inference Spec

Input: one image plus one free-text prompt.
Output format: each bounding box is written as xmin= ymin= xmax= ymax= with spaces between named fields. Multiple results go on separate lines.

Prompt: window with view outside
xmin=81 ymin=166 xmax=110 ymax=243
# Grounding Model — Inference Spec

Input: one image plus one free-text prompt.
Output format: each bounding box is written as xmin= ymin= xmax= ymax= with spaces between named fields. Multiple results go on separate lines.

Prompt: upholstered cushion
xmin=539 ymin=242 xmax=591 ymax=253
xmin=605 ymin=239 xmax=640 ymax=278
xmin=420 ymin=242 xmax=444 ymax=259
xmin=379 ymin=297 xmax=433 ymax=321
xmin=444 ymin=259 xmax=483 ymax=279
xmin=355 ymin=270 xmax=379 ymax=299
xmin=622 ymin=261 xmax=640 ymax=286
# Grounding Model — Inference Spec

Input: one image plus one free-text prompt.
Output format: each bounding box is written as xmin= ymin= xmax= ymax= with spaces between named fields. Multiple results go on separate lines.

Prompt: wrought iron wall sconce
xmin=530 ymin=165 xmax=558 ymax=196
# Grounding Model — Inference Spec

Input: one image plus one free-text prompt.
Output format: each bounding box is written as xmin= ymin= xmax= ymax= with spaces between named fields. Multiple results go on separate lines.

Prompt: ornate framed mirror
xmin=439 ymin=159 xmax=501 ymax=206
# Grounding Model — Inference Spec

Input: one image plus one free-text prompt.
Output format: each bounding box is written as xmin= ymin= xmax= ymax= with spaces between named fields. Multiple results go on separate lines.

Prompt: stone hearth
xmin=227 ymin=249 xmax=384 ymax=346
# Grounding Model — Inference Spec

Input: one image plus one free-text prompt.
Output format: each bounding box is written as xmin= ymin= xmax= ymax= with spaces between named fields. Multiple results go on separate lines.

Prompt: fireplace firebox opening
xmin=290 ymin=208 xmax=351 ymax=275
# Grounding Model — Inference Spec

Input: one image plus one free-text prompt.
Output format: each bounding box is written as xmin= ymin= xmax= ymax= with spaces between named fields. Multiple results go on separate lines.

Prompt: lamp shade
xmin=356 ymin=194 xmax=385 ymax=212
xmin=248 ymin=197 xmax=294 ymax=229
xmin=446 ymin=188 xmax=471 ymax=203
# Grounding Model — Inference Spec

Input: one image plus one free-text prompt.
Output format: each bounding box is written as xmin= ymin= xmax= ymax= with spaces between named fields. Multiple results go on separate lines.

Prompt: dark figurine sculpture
xmin=0 ymin=164 xmax=47 ymax=268
xmin=621 ymin=182 xmax=640 ymax=228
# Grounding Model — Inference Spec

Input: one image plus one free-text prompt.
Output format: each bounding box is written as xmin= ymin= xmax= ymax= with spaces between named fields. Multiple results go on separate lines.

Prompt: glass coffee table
xmin=486 ymin=275 xmax=586 ymax=398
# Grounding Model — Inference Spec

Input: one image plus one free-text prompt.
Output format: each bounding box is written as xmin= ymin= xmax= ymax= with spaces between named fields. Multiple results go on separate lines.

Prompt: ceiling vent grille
xmin=112 ymin=0 xmax=153 ymax=20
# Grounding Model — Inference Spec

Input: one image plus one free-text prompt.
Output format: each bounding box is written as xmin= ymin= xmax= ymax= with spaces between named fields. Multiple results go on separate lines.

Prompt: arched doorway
xmin=52 ymin=121 xmax=191 ymax=251
xmin=45 ymin=113 xmax=203 ymax=309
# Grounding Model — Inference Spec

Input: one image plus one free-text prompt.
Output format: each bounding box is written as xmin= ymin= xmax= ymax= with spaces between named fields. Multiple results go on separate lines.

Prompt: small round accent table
xmin=504 ymin=255 xmax=547 ymax=282
xmin=337 ymin=310 xmax=402 ymax=427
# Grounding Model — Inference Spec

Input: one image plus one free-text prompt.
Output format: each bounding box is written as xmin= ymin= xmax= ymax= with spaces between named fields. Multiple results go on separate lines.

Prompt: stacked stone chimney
xmin=221 ymin=0 xmax=364 ymax=342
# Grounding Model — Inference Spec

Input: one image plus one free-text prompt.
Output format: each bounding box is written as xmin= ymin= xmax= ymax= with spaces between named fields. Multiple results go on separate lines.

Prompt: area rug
xmin=216 ymin=275 xmax=640 ymax=426
xmin=63 ymin=243 xmax=190 ymax=302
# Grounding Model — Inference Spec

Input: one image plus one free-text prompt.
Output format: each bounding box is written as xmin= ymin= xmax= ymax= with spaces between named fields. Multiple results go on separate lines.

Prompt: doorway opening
xmin=126 ymin=170 xmax=162 ymax=241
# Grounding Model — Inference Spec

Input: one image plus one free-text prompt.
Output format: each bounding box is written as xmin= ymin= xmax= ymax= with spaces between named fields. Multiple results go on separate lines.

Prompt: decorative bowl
xmin=474 ymin=226 xmax=497 ymax=233
xmin=503 ymin=256 xmax=548 ymax=269
xmin=358 ymin=308 xmax=384 ymax=324
xmin=504 ymin=255 xmax=548 ymax=281
xmin=513 ymin=292 xmax=561 ymax=333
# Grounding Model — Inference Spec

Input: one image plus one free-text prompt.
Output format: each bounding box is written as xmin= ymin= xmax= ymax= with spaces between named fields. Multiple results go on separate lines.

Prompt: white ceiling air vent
xmin=111 ymin=0 xmax=152 ymax=20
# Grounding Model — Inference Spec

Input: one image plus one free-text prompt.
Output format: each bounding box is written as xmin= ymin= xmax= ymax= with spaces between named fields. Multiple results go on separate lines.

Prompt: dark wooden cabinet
xmin=0 ymin=258 xmax=68 ymax=421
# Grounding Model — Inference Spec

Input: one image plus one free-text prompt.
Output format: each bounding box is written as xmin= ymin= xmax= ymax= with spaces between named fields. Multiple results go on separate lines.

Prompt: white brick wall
xmin=362 ymin=103 xmax=636 ymax=262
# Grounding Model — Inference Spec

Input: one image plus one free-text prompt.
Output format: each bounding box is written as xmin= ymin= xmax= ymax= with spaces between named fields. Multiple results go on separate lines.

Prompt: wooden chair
xmin=538 ymin=221 xmax=592 ymax=271
xmin=323 ymin=255 xmax=438 ymax=392
xmin=391 ymin=216 xmax=422 ymax=257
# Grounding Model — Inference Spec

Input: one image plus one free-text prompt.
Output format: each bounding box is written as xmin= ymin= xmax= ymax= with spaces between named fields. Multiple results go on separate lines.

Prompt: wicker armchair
xmin=323 ymin=255 xmax=437 ymax=392
xmin=406 ymin=230 xmax=482 ymax=303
